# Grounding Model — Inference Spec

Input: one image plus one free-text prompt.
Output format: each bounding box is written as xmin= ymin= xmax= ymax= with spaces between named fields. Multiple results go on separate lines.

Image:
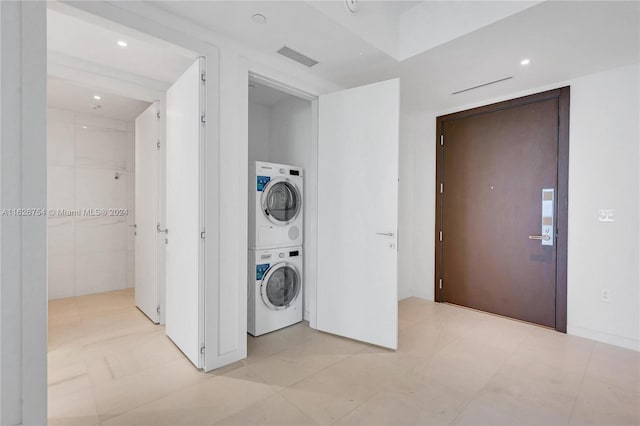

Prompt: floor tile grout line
xmin=566 ymin=340 xmax=596 ymax=425
xmin=445 ymin=339 xmax=518 ymax=425
xmin=94 ymin=366 xmax=220 ymax=425
xmin=273 ymin=350 xmax=382 ymax=425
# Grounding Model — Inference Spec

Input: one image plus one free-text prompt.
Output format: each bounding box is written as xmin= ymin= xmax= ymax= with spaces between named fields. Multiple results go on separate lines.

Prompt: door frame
xmin=434 ymin=87 xmax=570 ymax=332
xmin=243 ymin=70 xmax=320 ymax=331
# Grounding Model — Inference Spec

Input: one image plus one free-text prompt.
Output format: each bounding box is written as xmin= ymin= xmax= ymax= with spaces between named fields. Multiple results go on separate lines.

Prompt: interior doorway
xmin=435 ymin=87 xmax=569 ymax=331
xmin=246 ymin=75 xmax=315 ymax=347
xmin=46 ymin=3 xmax=203 ymax=422
xmin=245 ymin=73 xmax=402 ymax=351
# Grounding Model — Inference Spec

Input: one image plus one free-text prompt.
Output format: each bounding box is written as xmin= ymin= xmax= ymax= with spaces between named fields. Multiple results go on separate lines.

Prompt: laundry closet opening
xmin=246 ymin=75 xmax=317 ymax=344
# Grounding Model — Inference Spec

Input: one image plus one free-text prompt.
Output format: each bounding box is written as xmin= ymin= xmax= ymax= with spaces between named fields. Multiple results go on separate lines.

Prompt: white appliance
xmin=249 ymin=161 xmax=303 ymax=249
xmin=248 ymin=247 xmax=303 ymax=336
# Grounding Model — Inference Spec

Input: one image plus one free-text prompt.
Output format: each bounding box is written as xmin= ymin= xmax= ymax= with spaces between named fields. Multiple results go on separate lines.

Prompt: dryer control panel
xmin=256 ymin=176 xmax=271 ymax=191
xmin=256 ymin=263 xmax=270 ymax=280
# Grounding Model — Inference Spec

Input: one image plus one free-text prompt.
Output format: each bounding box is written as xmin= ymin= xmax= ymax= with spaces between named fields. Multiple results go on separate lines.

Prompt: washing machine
xmin=248 ymin=246 xmax=303 ymax=336
xmin=249 ymin=161 xmax=303 ymax=249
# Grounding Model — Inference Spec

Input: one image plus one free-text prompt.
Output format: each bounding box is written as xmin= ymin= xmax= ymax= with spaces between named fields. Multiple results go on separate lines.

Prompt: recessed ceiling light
xmin=520 ymin=58 xmax=531 ymax=66
xmin=93 ymin=95 xmax=102 ymax=100
xmin=117 ymin=40 xmax=128 ymax=47
xmin=82 ymin=126 xmax=87 ymax=129
xmin=252 ymin=14 xmax=267 ymax=24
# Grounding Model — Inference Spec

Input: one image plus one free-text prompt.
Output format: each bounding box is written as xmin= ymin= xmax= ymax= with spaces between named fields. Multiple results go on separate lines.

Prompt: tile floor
xmin=48 ymin=289 xmax=640 ymax=426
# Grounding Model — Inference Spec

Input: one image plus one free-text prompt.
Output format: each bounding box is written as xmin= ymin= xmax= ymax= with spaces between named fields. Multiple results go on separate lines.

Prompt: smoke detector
xmin=252 ymin=14 xmax=267 ymax=24
xmin=345 ymin=0 xmax=359 ymax=14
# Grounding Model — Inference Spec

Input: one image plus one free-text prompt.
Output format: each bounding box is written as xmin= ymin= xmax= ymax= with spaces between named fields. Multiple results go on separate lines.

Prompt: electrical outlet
xmin=601 ymin=288 xmax=611 ymax=303
xmin=598 ymin=209 xmax=615 ymax=222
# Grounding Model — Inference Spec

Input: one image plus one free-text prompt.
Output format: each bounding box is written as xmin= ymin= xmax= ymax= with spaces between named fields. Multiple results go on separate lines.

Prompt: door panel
xmin=134 ymin=102 xmax=160 ymax=323
xmin=441 ymin=98 xmax=559 ymax=327
xmin=317 ymin=79 xmax=399 ymax=349
xmin=165 ymin=58 xmax=204 ymax=367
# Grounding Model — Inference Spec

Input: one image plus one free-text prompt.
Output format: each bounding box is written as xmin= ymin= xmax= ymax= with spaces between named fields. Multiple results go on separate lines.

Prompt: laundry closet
xmin=247 ymin=77 xmax=315 ymax=335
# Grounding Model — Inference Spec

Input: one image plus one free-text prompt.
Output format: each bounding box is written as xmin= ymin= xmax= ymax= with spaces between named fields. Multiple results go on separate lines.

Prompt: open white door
xmin=317 ymin=78 xmax=399 ymax=349
xmin=134 ymin=102 xmax=161 ymax=323
xmin=165 ymin=58 xmax=205 ymax=368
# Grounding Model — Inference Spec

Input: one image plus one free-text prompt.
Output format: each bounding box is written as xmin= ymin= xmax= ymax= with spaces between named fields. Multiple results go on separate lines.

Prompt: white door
xmin=165 ymin=58 xmax=205 ymax=368
xmin=134 ymin=102 xmax=160 ymax=323
xmin=316 ymin=79 xmax=400 ymax=350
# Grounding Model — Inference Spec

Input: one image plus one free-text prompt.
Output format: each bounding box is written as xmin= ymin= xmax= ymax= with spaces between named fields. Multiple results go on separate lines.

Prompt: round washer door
xmin=261 ymin=178 xmax=302 ymax=225
xmin=260 ymin=262 xmax=301 ymax=310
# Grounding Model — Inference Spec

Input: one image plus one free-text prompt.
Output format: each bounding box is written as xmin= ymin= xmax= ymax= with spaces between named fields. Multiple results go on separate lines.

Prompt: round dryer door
xmin=262 ymin=178 xmax=301 ymax=225
xmin=260 ymin=262 xmax=301 ymax=310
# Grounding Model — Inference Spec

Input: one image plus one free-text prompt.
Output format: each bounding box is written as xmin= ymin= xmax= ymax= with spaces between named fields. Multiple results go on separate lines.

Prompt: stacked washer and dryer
xmin=248 ymin=161 xmax=304 ymax=336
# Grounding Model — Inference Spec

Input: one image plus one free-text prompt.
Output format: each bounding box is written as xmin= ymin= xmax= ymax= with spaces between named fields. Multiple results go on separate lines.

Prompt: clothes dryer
xmin=249 ymin=161 xmax=303 ymax=249
xmin=248 ymin=247 xmax=303 ymax=336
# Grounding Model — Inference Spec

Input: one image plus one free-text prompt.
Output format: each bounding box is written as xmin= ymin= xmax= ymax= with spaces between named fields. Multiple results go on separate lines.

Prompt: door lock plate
xmin=540 ymin=188 xmax=554 ymax=246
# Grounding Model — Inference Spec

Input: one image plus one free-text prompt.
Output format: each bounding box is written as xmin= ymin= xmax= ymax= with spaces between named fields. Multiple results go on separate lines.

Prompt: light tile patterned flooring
xmin=49 ymin=289 xmax=640 ymax=425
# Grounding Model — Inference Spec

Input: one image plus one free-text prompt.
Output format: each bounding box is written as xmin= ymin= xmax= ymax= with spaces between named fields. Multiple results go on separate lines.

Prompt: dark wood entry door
xmin=436 ymin=88 xmax=569 ymax=330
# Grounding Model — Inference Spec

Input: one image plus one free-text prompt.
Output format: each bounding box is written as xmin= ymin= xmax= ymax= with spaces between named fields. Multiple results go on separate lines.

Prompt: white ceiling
xmin=46 ymin=5 xmax=196 ymax=120
xmin=394 ymin=0 xmax=640 ymax=112
xmin=151 ymin=1 xmax=639 ymax=113
xmin=47 ymin=6 xmax=195 ymax=86
xmin=154 ymin=0 xmax=397 ymax=84
xmin=48 ymin=1 xmax=639 ymax=115
xmin=306 ymin=1 xmax=421 ymax=59
xmin=48 ymin=77 xmax=151 ymax=121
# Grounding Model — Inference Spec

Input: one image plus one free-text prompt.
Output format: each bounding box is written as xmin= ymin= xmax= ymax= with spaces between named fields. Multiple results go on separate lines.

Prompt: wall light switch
xmin=598 ymin=209 xmax=615 ymax=222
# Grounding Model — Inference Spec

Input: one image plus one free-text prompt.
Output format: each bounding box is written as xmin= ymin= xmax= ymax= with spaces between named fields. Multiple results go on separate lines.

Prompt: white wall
xmin=404 ymin=111 xmax=437 ymax=301
xmin=404 ymin=63 xmax=640 ymax=351
xmin=398 ymin=111 xmax=416 ymax=300
xmin=566 ymin=64 xmax=639 ymax=350
xmin=248 ymin=102 xmax=270 ymax=162
xmin=269 ymin=97 xmax=312 ymax=167
xmin=47 ymin=107 xmax=135 ymax=299
xmin=0 ymin=2 xmax=48 ymax=424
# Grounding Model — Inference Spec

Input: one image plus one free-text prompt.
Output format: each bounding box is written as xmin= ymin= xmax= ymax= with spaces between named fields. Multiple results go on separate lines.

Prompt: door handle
xmin=376 ymin=232 xmax=394 ymax=237
xmin=529 ymin=235 xmax=551 ymax=241
xmin=157 ymin=224 xmax=168 ymax=234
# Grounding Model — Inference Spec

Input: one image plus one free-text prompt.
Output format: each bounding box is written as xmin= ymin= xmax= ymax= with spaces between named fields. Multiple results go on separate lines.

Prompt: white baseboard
xmin=568 ymin=324 xmax=639 ymax=351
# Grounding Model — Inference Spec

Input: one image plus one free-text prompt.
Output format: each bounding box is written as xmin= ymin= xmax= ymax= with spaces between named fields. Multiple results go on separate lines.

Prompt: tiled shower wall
xmin=47 ymin=108 xmax=135 ymax=299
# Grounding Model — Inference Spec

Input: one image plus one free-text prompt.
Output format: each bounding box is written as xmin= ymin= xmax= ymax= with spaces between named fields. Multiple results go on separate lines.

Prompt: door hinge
xmin=440 ymin=183 xmax=443 ymax=194
xmin=200 ymin=346 xmax=205 ymax=354
xmin=439 ymin=278 xmax=443 ymax=290
xmin=156 ymin=140 xmax=160 ymax=150
xmin=201 ymin=72 xmax=206 ymax=82
xmin=156 ymin=112 xmax=160 ymax=120
xmin=440 ymin=134 xmax=444 ymax=146
xmin=200 ymin=231 xmax=206 ymax=239
xmin=156 ymin=305 xmax=160 ymax=314
xmin=201 ymin=114 xmax=206 ymax=124
xmin=439 ymin=231 xmax=443 ymax=242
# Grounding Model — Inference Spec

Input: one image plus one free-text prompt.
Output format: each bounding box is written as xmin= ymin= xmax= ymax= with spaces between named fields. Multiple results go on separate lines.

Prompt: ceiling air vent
xmin=277 ymin=46 xmax=318 ymax=68
xmin=451 ymin=76 xmax=513 ymax=95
